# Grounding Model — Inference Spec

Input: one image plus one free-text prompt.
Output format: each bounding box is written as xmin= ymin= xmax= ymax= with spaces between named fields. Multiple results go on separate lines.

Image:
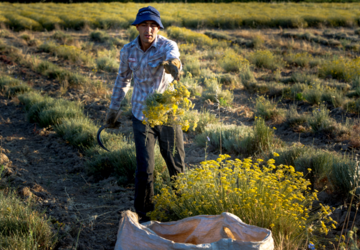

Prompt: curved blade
xmin=97 ymin=125 xmax=110 ymax=152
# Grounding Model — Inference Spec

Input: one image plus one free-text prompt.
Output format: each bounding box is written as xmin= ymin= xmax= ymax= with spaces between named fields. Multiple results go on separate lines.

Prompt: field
xmin=1 ymin=2 xmax=360 ymax=250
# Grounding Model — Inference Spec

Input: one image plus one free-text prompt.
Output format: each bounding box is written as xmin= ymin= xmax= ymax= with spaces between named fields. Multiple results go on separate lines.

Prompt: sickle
xmin=97 ymin=110 xmax=123 ymax=152
xmin=97 ymin=124 xmax=111 ymax=152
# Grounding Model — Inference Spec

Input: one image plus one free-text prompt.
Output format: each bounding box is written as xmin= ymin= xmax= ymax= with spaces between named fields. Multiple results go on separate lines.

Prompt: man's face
xmin=136 ymin=21 xmax=160 ymax=46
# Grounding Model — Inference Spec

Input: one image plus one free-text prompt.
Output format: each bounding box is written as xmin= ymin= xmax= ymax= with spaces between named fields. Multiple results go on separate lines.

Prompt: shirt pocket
xmin=147 ymin=54 xmax=164 ymax=75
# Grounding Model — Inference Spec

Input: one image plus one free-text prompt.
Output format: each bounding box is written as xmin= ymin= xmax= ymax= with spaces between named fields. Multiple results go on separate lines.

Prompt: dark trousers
xmin=132 ymin=115 xmax=185 ymax=219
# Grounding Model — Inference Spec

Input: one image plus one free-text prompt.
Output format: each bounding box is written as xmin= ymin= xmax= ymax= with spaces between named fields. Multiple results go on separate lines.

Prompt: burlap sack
xmin=115 ymin=210 xmax=274 ymax=250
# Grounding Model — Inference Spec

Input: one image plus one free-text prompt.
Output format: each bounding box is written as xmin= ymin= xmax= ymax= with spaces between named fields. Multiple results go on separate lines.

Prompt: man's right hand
xmin=105 ymin=108 xmax=121 ymax=129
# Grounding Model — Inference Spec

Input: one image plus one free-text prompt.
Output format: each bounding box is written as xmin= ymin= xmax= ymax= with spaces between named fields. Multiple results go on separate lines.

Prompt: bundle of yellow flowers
xmin=149 ymin=154 xmax=336 ymax=248
xmin=142 ymin=81 xmax=196 ymax=132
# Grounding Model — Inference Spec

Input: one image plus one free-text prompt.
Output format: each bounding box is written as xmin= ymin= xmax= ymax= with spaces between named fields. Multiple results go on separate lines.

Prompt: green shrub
xmin=96 ymin=57 xmax=118 ymax=72
xmin=0 ymin=75 xmax=32 ymax=97
xmin=181 ymin=72 xmax=202 ymax=97
xmin=19 ymin=33 xmax=32 ymax=42
xmin=202 ymin=78 xmax=234 ymax=106
xmin=0 ymin=191 xmax=56 ymax=249
xmin=286 ymin=105 xmax=309 ymax=127
xmin=54 ymin=117 xmax=99 ymax=148
xmin=239 ymin=65 xmax=256 ymax=85
xmin=307 ymin=104 xmax=334 ymax=132
xmin=321 ymin=88 xmax=344 ymax=108
xmin=195 ymin=117 xmax=279 ymax=156
xmin=90 ymin=29 xmax=110 ymax=42
xmin=241 ymin=117 xmax=279 ymax=156
xmin=182 ymin=54 xmax=201 ymax=77
xmin=126 ymin=26 xmax=138 ymax=41
xmin=218 ymin=49 xmax=249 ymax=72
xmin=19 ymin=92 xmax=84 ymax=127
xmin=255 ymin=95 xmax=285 ymax=121
xmin=34 ymin=60 xmax=88 ymax=87
xmin=5 ymin=13 xmax=42 ymax=31
xmin=86 ymin=137 xmax=165 ymax=183
xmin=286 ymin=83 xmax=308 ymax=100
xmin=167 ymin=26 xmax=213 ymax=46
xmin=344 ymin=98 xmax=360 ymax=113
xmin=51 ymin=30 xmax=73 ymax=44
xmin=183 ymin=109 xmax=218 ymax=134
xmin=249 ymin=50 xmax=283 ymax=70
xmin=319 ymin=57 xmax=360 ymax=82
xmin=39 ymin=42 xmax=94 ymax=66
xmin=5 ymin=85 xmax=32 ymax=98
xmin=285 ymin=52 xmax=313 ymax=68
xmin=0 ymin=29 xmax=11 ymax=38
xmin=268 ymin=145 xmax=357 ymax=194
xmin=288 ymin=72 xmax=320 ymax=85
xmin=195 ymin=123 xmax=253 ymax=153
xmin=0 ymin=75 xmax=21 ymax=92
xmin=304 ymin=87 xmax=322 ymax=105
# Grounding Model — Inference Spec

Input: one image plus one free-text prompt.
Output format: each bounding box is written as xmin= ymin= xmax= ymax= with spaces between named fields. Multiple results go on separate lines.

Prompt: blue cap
xmin=132 ymin=6 xmax=164 ymax=30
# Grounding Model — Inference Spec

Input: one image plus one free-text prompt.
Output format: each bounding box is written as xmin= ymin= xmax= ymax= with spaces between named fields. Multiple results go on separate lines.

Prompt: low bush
xmin=344 ymin=98 xmax=360 ymax=113
xmin=39 ymin=42 xmax=95 ymax=67
xmin=202 ymin=78 xmax=234 ymax=106
xmin=218 ymin=49 xmax=249 ymax=72
xmin=181 ymin=72 xmax=202 ymax=97
xmin=286 ymin=105 xmax=309 ymax=127
xmin=167 ymin=27 xmax=213 ymax=47
xmin=54 ymin=117 xmax=99 ymax=148
xmin=5 ymin=85 xmax=32 ymax=98
xmin=0 ymin=75 xmax=22 ymax=92
xmin=248 ymin=50 xmax=283 ymax=70
xmin=0 ymin=190 xmax=56 ymax=249
xmin=126 ymin=26 xmax=138 ymax=41
xmin=96 ymin=57 xmax=118 ymax=72
xmin=195 ymin=123 xmax=253 ymax=153
xmin=239 ymin=65 xmax=256 ymax=85
xmin=183 ymin=109 xmax=218 ymax=134
xmin=90 ymin=29 xmax=110 ymax=42
xmin=18 ymin=92 xmax=84 ymax=127
xmin=268 ymin=144 xmax=356 ymax=193
xmin=255 ymin=95 xmax=285 ymax=122
xmin=182 ymin=54 xmax=201 ymax=77
xmin=0 ymin=75 xmax=32 ymax=97
xmin=286 ymin=72 xmax=320 ymax=85
xmin=51 ymin=30 xmax=73 ymax=44
xmin=195 ymin=117 xmax=279 ymax=156
xmin=284 ymin=52 xmax=314 ymax=68
xmin=149 ymin=154 xmax=336 ymax=249
xmin=4 ymin=13 xmax=42 ymax=31
xmin=86 ymin=138 xmax=165 ymax=183
xmin=319 ymin=57 xmax=360 ymax=82
xmin=307 ymin=104 xmax=334 ymax=133
xmin=34 ymin=60 xmax=88 ymax=87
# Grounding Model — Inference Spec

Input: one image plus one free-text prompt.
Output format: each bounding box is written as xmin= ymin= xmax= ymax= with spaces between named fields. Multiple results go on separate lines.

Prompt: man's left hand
xmin=162 ymin=59 xmax=181 ymax=80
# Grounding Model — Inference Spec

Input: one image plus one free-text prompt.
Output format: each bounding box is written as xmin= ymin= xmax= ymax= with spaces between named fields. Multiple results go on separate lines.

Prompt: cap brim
xmin=131 ymin=14 xmax=164 ymax=29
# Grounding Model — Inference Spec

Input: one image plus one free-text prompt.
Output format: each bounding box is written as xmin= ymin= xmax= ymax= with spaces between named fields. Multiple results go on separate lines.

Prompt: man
xmin=105 ymin=6 xmax=185 ymax=223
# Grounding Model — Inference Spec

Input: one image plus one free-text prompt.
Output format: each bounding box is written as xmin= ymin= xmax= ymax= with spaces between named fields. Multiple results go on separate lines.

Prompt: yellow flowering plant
xmin=149 ymin=154 xmax=336 ymax=248
xmin=142 ymin=80 xmax=196 ymax=132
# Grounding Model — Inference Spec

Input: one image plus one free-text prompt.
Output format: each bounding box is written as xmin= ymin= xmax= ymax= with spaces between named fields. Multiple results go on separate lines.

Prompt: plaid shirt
xmin=109 ymin=35 xmax=181 ymax=121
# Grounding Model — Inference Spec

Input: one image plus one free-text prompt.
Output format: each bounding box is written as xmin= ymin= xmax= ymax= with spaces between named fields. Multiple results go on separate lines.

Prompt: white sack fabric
xmin=115 ymin=210 xmax=274 ymax=250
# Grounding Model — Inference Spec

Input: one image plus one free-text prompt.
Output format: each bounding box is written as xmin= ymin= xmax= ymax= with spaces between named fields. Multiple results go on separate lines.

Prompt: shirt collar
xmin=132 ymin=35 xmax=158 ymax=51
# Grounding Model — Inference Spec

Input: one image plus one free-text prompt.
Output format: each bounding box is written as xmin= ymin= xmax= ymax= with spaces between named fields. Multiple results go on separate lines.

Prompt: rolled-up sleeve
xmin=165 ymin=41 xmax=181 ymax=66
xmin=109 ymin=46 xmax=132 ymax=110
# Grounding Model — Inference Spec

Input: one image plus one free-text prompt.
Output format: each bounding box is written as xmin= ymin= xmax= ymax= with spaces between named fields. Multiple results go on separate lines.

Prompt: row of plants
xmin=0 ymin=74 xmax=164 ymax=184
xmin=2 ymin=3 xmax=360 ymax=30
xmin=0 ymin=180 xmax=56 ymax=249
xmin=0 ymin=77 xmax=56 ymax=249
xmin=193 ymin=114 xmax=358 ymax=195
